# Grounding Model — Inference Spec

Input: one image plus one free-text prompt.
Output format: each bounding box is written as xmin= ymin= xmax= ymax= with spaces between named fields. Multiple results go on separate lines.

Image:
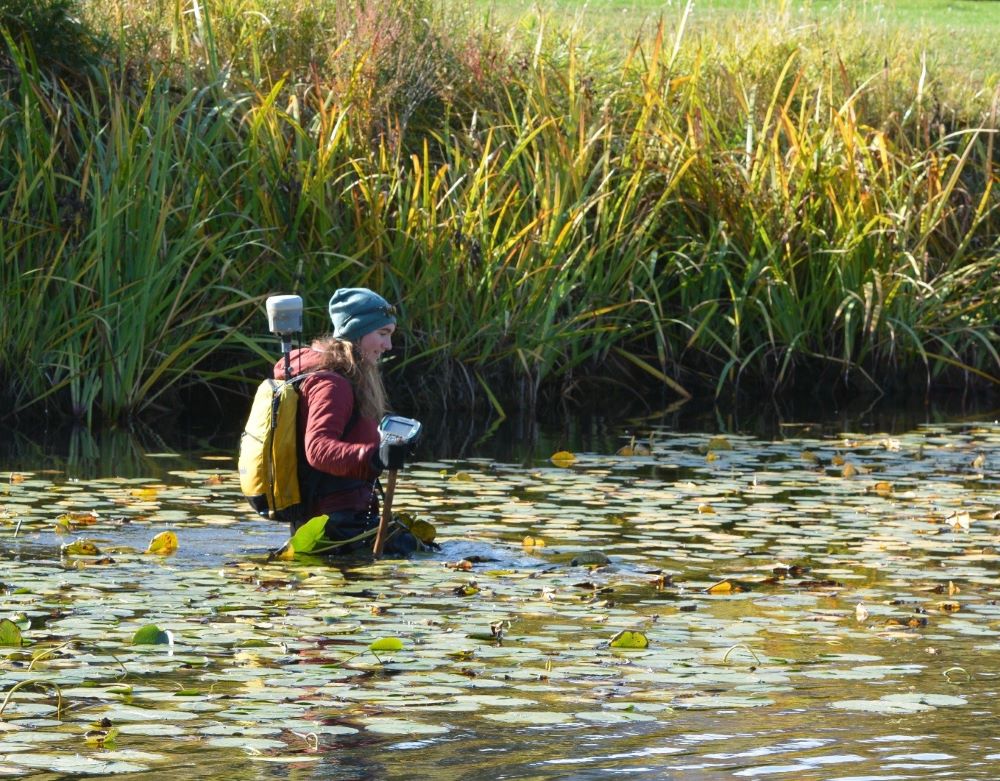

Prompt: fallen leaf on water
xmin=83 ymin=726 xmax=118 ymax=748
xmin=616 ymin=437 xmax=651 ymax=457
xmin=447 ymin=648 xmax=475 ymax=661
xmin=886 ymin=616 xmax=928 ymax=629
xmin=772 ymin=564 xmax=810 ymax=578
xmin=522 ymin=536 xmax=545 ymax=547
xmin=697 ymin=503 xmax=715 ymax=514
xmin=55 ymin=511 xmax=100 ymax=526
xmin=454 ymin=583 xmax=480 ymax=596
xmin=946 ymin=512 xmax=971 ymax=531
xmin=855 ymin=603 xmax=869 ymax=622
xmin=651 ymin=574 xmax=672 ymax=589
xmin=842 ymin=463 xmax=858 ymax=478
xmin=794 ymin=579 xmax=842 ymax=589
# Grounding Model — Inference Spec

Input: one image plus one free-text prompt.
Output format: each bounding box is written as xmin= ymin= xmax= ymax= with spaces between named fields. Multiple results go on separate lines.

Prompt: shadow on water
xmin=2 ymin=389 xmax=997 ymax=477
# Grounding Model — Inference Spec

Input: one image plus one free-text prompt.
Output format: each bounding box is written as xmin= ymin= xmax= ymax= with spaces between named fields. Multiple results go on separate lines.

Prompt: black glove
xmin=373 ymin=438 xmax=412 ymax=472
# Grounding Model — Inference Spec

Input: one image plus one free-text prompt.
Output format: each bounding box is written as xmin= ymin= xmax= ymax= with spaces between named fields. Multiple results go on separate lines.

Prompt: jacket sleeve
xmin=299 ymin=373 xmax=378 ymax=479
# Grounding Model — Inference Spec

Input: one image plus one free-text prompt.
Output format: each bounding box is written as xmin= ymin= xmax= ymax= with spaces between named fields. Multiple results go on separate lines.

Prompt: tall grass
xmin=0 ymin=0 xmax=997 ymax=425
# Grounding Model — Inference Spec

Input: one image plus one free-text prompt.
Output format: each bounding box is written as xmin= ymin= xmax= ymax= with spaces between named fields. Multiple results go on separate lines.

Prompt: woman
xmin=274 ymin=287 xmax=418 ymax=554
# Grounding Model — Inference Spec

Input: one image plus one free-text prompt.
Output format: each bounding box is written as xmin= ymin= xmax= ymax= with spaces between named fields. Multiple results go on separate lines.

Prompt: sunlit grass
xmin=0 ymin=0 xmax=997 ymax=424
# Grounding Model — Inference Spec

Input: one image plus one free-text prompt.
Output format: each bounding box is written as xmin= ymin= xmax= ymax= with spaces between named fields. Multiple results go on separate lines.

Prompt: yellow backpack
xmin=237 ymin=376 xmax=309 ymax=521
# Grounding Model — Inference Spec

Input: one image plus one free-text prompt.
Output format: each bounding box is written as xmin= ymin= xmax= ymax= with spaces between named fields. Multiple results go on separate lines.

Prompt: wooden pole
xmin=372 ymin=469 xmax=397 ymax=558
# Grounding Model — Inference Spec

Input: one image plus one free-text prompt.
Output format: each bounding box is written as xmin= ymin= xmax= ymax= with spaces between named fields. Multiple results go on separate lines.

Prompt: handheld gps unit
xmin=378 ymin=414 xmax=422 ymax=447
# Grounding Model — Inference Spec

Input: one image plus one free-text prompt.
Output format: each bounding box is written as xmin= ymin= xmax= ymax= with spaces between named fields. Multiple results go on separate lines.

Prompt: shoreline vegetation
xmin=0 ymin=0 xmax=997 ymax=426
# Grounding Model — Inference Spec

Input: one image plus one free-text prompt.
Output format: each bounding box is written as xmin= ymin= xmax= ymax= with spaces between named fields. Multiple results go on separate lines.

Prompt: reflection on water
xmin=3 ymin=392 xmax=997 ymax=477
xmin=0 ymin=397 xmax=999 ymax=780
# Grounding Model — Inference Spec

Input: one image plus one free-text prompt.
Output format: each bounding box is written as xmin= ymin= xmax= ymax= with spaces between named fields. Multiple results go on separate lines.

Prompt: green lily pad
xmin=831 ymin=693 xmax=967 ymax=714
xmin=571 ymin=551 xmax=611 ymax=567
xmin=131 ymin=625 xmax=171 ymax=645
xmin=482 ymin=711 xmax=573 ymax=724
xmin=6 ymin=754 xmax=147 ymax=774
xmin=59 ymin=538 xmax=105 ymax=557
xmin=369 ymin=637 xmax=405 ymax=652
xmin=0 ymin=617 xmax=24 ymax=646
xmin=609 ymin=629 xmax=649 ymax=649
xmin=574 ymin=710 xmax=657 ymax=723
xmin=363 ymin=718 xmax=449 ymax=735
xmin=284 ymin=514 xmax=330 ymax=555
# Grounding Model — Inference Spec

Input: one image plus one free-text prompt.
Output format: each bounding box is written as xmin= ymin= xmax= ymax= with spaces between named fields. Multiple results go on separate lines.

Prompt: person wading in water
xmin=275 ymin=287 xmax=421 ymax=555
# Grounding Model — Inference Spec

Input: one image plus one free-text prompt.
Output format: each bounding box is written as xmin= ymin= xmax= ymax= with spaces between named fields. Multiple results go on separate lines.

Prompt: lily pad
xmin=609 ymin=630 xmax=649 ymax=649
xmin=482 ymin=711 xmax=573 ymax=724
xmin=281 ymin=514 xmax=329 ymax=556
xmin=369 ymin=637 xmax=405 ymax=652
xmin=61 ymin=539 xmax=101 ymax=557
xmin=131 ymin=625 xmax=171 ymax=645
xmin=146 ymin=531 xmax=178 ymax=555
xmin=831 ymin=693 xmax=967 ymax=714
xmin=571 ymin=551 xmax=611 ymax=567
xmin=0 ymin=618 xmax=23 ymax=646
xmin=363 ymin=718 xmax=449 ymax=735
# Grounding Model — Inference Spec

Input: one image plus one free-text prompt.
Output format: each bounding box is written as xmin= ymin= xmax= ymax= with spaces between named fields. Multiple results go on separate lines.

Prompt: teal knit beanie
xmin=328 ymin=288 xmax=397 ymax=342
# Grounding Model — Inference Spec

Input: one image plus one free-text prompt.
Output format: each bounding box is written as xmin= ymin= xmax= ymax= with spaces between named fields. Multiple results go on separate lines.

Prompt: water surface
xmin=1 ymin=408 xmax=998 ymax=779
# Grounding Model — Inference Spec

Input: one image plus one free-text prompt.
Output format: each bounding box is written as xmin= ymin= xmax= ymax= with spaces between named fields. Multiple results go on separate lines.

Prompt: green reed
xmin=0 ymin=0 xmax=997 ymax=423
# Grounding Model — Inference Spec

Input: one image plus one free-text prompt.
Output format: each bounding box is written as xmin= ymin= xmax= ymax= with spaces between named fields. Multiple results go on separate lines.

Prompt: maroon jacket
xmin=273 ymin=347 xmax=381 ymax=516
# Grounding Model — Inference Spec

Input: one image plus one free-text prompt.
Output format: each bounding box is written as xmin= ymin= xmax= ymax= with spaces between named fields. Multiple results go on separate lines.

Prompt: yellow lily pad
xmin=550 ymin=451 xmax=577 ymax=467
xmin=610 ymin=630 xmax=649 ymax=649
xmin=146 ymin=531 xmax=179 ymax=556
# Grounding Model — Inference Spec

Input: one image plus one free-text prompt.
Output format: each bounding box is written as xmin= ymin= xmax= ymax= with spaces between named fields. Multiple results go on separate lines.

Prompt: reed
xmin=0 ymin=0 xmax=997 ymax=424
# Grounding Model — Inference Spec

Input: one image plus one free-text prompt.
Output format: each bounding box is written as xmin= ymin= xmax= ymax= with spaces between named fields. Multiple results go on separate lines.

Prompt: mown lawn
xmin=486 ymin=0 xmax=1000 ymax=31
xmin=482 ymin=0 xmax=1000 ymax=75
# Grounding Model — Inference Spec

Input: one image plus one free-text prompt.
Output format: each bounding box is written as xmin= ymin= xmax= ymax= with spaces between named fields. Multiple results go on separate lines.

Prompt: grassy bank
xmin=0 ymin=0 xmax=997 ymax=424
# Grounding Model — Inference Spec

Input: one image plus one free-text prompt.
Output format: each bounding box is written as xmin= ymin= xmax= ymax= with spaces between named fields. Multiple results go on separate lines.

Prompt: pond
xmin=1 ymin=404 xmax=999 ymax=779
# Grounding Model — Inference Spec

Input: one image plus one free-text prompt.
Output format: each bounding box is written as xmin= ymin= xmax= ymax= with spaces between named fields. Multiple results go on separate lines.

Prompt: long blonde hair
xmin=310 ymin=337 xmax=388 ymax=420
